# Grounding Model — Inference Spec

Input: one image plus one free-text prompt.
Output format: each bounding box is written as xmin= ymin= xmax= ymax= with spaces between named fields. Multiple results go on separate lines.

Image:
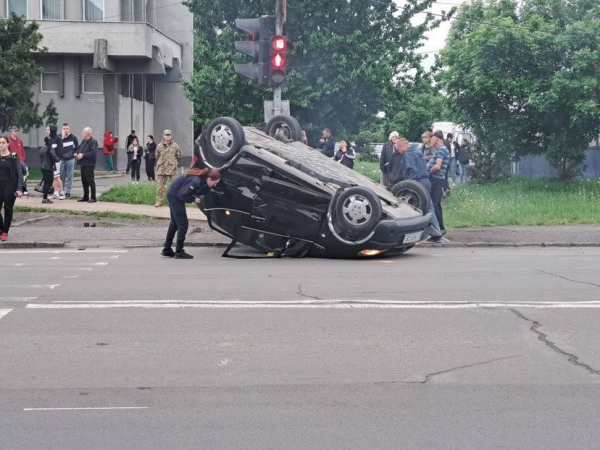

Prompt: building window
xmin=82 ymin=73 xmax=104 ymax=94
xmin=83 ymin=0 xmax=103 ymax=21
xmin=40 ymin=72 xmax=60 ymax=93
xmin=41 ymin=0 xmax=60 ymax=19
xmin=7 ymin=0 xmax=27 ymax=17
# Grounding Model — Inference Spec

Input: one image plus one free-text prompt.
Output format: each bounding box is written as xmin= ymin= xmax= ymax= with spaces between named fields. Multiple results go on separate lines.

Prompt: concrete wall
xmin=516 ymin=148 xmax=600 ymax=179
xmin=117 ymin=94 xmax=154 ymax=170
xmin=153 ymin=0 xmax=193 ymax=159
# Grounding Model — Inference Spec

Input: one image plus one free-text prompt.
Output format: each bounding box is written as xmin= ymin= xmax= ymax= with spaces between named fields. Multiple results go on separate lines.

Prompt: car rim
xmin=397 ymin=189 xmax=420 ymax=209
xmin=341 ymin=194 xmax=372 ymax=226
xmin=211 ymin=124 xmax=234 ymax=154
xmin=273 ymin=122 xmax=291 ymax=139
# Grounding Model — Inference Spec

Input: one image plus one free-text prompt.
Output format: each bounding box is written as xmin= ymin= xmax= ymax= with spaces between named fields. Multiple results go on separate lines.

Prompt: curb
xmin=64 ymin=242 xmax=230 ymax=250
xmin=419 ymin=242 xmax=600 ymax=248
xmin=27 ymin=173 xmax=125 ymax=184
xmin=0 ymin=242 xmax=66 ymax=249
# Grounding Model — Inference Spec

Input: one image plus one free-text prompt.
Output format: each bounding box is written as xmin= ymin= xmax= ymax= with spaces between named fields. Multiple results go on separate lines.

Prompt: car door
xmin=242 ymin=175 xmax=330 ymax=242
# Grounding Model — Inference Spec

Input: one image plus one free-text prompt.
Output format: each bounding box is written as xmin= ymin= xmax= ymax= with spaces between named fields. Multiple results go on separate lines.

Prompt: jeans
xmin=80 ymin=166 xmax=96 ymax=200
xmin=459 ymin=162 xmax=469 ymax=183
xmin=130 ymin=159 xmax=141 ymax=181
xmin=164 ymin=195 xmax=189 ymax=252
xmin=104 ymin=154 xmax=115 ymax=171
xmin=60 ymin=158 xmax=75 ymax=195
xmin=448 ymin=157 xmax=457 ymax=184
xmin=417 ymin=178 xmax=442 ymax=238
xmin=430 ymin=177 xmax=446 ymax=231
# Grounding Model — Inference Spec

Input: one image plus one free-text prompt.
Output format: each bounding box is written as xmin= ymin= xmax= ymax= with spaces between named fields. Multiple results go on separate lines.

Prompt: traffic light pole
xmin=273 ymin=0 xmax=285 ymax=117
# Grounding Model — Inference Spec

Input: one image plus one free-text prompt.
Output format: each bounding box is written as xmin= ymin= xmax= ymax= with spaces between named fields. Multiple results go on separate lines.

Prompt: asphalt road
xmin=1 ymin=246 xmax=600 ymax=449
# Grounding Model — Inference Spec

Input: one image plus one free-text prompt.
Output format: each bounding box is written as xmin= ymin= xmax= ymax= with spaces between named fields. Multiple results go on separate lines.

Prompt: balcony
xmin=36 ymin=20 xmax=183 ymax=70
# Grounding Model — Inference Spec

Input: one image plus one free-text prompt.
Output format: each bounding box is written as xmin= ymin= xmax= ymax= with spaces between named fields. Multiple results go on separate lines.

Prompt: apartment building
xmin=2 ymin=0 xmax=193 ymax=169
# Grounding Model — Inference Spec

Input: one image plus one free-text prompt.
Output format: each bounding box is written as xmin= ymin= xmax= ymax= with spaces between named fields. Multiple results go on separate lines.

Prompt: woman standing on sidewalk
xmin=129 ymin=138 xmax=143 ymax=183
xmin=0 ymin=136 xmax=23 ymax=241
xmin=144 ymin=135 xmax=157 ymax=182
xmin=161 ymin=167 xmax=221 ymax=259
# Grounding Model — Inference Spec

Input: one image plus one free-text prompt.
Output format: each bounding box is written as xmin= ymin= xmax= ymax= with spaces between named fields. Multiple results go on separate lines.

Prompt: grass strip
xmin=14 ymin=206 xmax=156 ymax=221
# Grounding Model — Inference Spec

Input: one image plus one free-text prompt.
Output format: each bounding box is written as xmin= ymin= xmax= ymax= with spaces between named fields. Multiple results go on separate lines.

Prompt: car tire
xmin=334 ymin=187 xmax=382 ymax=235
xmin=390 ymin=180 xmax=431 ymax=214
xmin=266 ymin=115 xmax=302 ymax=142
xmin=206 ymin=117 xmax=245 ymax=161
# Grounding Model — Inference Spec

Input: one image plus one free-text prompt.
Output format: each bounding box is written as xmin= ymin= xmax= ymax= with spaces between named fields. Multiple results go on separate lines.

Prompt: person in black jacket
xmin=60 ymin=123 xmax=78 ymax=198
xmin=144 ymin=135 xmax=157 ymax=181
xmin=318 ymin=128 xmax=336 ymax=158
xmin=45 ymin=125 xmax=65 ymax=200
xmin=75 ymin=127 xmax=98 ymax=203
xmin=0 ymin=135 xmax=23 ymax=241
xmin=40 ymin=126 xmax=61 ymax=204
xmin=380 ymin=131 xmax=399 ymax=186
xmin=334 ymin=140 xmax=356 ymax=169
xmin=125 ymin=130 xmax=137 ymax=174
xmin=128 ymin=138 xmax=144 ymax=183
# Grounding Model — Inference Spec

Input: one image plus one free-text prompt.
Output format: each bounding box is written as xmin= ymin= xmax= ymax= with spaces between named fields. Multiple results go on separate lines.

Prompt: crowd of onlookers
xmin=313 ymin=127 xmax=473 ymax=242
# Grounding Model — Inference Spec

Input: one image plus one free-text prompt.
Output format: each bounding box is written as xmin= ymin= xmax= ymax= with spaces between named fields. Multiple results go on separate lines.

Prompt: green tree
xmin=438 ymin=0 xmax=600 ymax=179
xmin=0 ymin=14 xmax=53 ymax=132
xmin=387 ymin=90 xmax=450 ymax=142
xmin=184 ymin=0 xmax=450 ymax=137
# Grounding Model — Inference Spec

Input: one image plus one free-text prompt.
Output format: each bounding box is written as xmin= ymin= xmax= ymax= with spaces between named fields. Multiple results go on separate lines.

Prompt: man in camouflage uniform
xmin=155 ymin=129 xmax=182 ymax=207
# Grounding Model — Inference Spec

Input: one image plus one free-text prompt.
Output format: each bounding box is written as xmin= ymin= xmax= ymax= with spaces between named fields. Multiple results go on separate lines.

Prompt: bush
xmin=356 ymin=145 xmax=379 ymax=163
xmin=467 ymin=143 xmax=512 ymax=184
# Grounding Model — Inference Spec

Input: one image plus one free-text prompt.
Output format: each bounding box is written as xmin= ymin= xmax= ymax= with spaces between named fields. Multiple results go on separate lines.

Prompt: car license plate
xmin=403 ymin=232 xmax=421 ymax=244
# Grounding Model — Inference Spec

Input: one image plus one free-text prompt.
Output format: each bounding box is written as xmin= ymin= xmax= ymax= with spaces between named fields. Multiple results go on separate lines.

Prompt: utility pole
xmin=273 ymin=0 xmax=286 ymax=117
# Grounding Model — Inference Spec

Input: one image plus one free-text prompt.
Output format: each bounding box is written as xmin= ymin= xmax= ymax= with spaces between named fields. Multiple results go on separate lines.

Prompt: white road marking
xmin=0 ymin=250 xmax=128 ymax=254
xmin=0 ymin=309 xmax=13 ymax=320
xmin=2 ymin=284 xmax=60 ymax=290
xmin=23 ymin=407 xmax=149 ymax=411
xmin=85 ymin=262 xmax=109 ymax=266
xmin=62 ymin=275 xmax=80 ymax=279
xmin=0 ymin=297 xmax=38 ymax=302
xmin=0 ymin=263 xmax=28 ymax=266
xmin=25 ymin=300 xmax=600 ymax=309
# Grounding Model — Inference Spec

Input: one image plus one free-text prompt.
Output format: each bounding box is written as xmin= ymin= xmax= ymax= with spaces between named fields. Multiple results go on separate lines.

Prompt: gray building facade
xmin=2 ymin=0 xmax=193 ymax=169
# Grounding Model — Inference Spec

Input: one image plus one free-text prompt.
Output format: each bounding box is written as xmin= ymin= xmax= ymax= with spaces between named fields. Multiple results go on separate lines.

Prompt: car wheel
xmin=266 ymin=115 xmax=302 ymax=142
xmin=334 ymin=187 xmax=382 ymax=235
xmin=206 ymin=117 xmax=245 ymax=161
xmin=390 ymin=180 xmax=431 ymax=214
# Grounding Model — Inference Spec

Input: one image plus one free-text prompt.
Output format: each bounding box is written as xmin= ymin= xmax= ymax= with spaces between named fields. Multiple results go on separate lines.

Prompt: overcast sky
xmin=395 ymin=0 xmax=463 ymax=69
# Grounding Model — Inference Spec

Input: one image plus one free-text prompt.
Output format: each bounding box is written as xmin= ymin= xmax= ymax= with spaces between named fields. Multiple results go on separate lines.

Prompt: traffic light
xmin=269 ymin=35 xmax=287 ymax=86
xmin=234 ymin=16 xmax=275 ymax=86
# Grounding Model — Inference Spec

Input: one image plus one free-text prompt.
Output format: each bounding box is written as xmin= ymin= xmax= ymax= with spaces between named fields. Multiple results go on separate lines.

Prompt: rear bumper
xmin=369 ymin=213 xmax=433 ymax=246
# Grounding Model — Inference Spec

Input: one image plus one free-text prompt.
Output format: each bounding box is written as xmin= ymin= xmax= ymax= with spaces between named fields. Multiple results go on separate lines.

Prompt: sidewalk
xmin=16 ymin=196 xmax=208 ymax=221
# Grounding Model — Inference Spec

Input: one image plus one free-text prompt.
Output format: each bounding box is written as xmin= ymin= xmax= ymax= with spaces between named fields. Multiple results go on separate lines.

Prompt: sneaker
xmin=53 ymin=193 xmax=60 ymax=199
xmin=42 ymin=199 xmax=53 ymax=204
xmin=77 ymin=198 xmax=89 ymax=203
xmin=154 ymin=202 xmax=161 ymax=208
xmin=427 ymin=235 xmax=443 ymax=243
xmin=174 ymin=251 xmax=193 ymax=259
xmin=88 ymin=199 xmax=97 ymax=203
xmin=59 ymin=193 xmax=66 ymax=200
xmin=161 ymin=248 xmax=176 ymax=258
xmin=0 ymin=233 xmax=7 ymax=241
xmin=65 ymin=193 xmax=71 ymax=199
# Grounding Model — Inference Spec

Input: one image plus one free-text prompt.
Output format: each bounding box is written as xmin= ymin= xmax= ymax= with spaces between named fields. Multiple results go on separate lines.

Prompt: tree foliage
xmin=184 ymin=0 xmax=450 ymax=138
xmin=438 ymin=0 xmax=600 ymax=179
xmin=0 ymin=14 xmax=53 ymax=132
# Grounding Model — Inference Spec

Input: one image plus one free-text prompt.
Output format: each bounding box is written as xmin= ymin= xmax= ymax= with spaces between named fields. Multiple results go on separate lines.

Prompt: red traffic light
xmin=271 ymin=53 xmax=286 ymax=69
xmin=272 ymin=36 xmax=287 ymax=52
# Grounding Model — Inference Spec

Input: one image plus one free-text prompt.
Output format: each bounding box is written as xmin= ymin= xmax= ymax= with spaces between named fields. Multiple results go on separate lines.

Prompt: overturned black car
xmin=194 ymin=115 xmax=433 ymax=258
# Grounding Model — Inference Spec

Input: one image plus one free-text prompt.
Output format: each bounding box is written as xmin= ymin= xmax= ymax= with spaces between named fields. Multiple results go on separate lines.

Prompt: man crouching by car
xmin=391 ymin=138 xmax=443 ymax=242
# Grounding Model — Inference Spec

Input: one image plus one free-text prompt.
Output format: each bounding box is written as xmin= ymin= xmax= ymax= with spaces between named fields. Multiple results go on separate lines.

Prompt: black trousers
xmin=130 ymin=160 xmax=141 ymax=181
xmin=0 ymin=182 xmax=16 ymax=233
xmin=164 ymin=195 xmax=189 ymax=252
xmin=430 ymin=177 xmax=446 ymax=231
xmin=126 ymin=153 xmax=133 ymax=173
xmin=80 ymin=166 xmax=96 ymax=200
xmin=41 ymin=168 xmax=54 ymax=199
xmin=145 ymin=159 xmax=155 ymax=181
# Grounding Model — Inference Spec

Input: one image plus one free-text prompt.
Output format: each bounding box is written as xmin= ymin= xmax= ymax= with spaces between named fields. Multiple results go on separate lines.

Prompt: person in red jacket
xmin=8 ymin=126 xmax=28 ymax=195
xmin=103 ymin=131 xmax=118 ymax=172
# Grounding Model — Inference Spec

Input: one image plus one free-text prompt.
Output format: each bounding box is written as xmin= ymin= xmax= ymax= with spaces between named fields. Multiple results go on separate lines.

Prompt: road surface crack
xmin=510 ymin=308 xmax=600 ymax=376
xmin=297 ymin=284 xmax=321 ymax=300
xmin=538 ymin=270 xmax=600 ymax=289
xmin=375 ymin=355 xmax=522 ymax=385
